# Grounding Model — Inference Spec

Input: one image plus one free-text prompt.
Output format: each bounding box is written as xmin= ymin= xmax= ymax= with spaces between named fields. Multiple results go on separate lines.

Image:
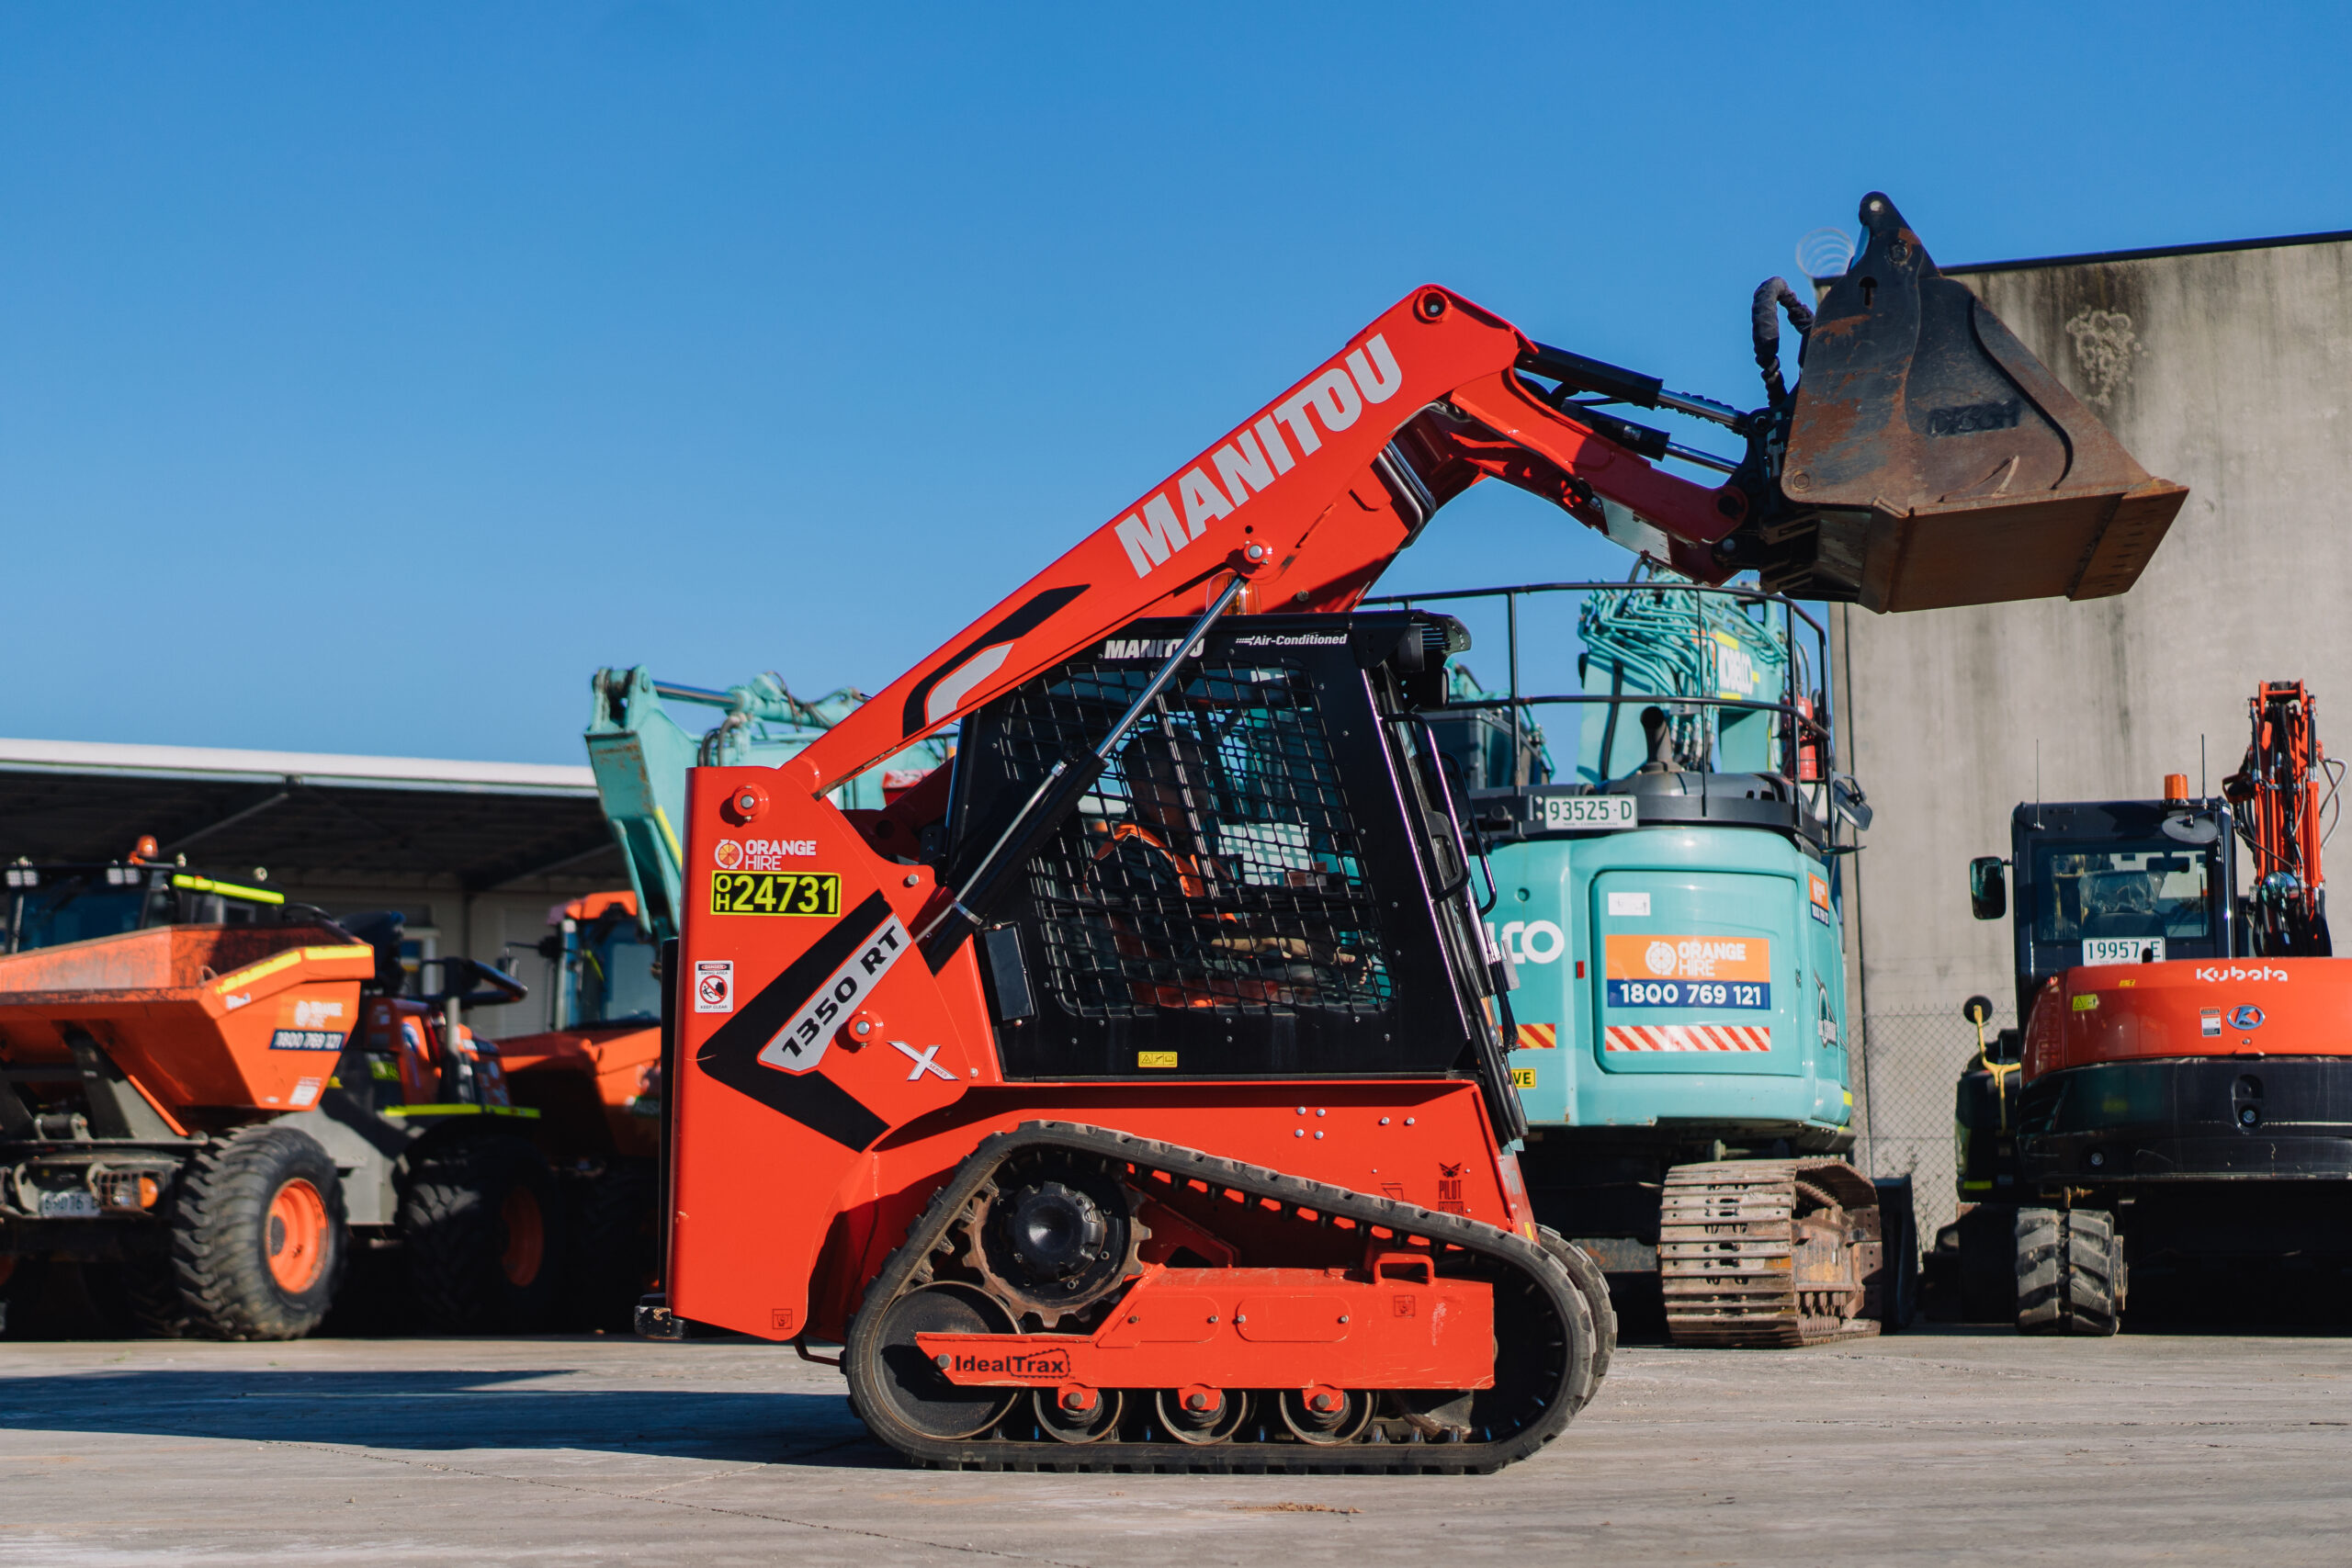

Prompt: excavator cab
xmin=1742 ymin=193 xmax=2187 ymax=612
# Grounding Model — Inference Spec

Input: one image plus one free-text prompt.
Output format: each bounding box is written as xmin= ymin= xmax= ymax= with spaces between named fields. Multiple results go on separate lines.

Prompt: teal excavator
xmin=1384 ymin=567 xmax=1908 ymax=1347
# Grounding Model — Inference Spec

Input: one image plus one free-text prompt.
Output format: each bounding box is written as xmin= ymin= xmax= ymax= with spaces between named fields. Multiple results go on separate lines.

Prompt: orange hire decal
xmin=1601 ymin=933 xmax=1772 ymax=1054
xmin=267 ymin=994 xmax=350 ymax=1053
xmin=1602 ymin=933 xmax=1771 ymax=1009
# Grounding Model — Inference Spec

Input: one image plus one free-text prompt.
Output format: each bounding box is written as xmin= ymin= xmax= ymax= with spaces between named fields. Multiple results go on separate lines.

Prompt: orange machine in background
xmin=0 ymin=857 xmax=651 ymax=1338
xmin=1952 ymin=681 xmax=2352 ymax=1333
xmin=495 ymin=890 xmax=664 ymax=1325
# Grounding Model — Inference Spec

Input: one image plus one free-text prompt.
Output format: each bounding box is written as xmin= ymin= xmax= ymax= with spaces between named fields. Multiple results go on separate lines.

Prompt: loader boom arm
xmin=788 ymin=286 xmax=1750 ymax=795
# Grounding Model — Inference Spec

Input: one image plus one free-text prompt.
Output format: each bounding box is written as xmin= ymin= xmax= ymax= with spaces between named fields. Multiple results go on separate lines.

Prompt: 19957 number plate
xmin=711 ymin=872 xmax=842 ymax=917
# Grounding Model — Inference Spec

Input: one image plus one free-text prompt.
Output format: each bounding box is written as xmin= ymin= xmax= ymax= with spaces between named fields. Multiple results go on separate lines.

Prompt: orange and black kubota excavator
xmin=642 ymin=195 xmax=2185 ymax=1471
xmin=1952 ymin=682 xmax=2348 ymax=1333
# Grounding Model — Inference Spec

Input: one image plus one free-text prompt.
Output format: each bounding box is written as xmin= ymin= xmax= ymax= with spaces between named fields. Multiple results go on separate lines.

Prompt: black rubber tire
xmin=0 ymin=1254 xmax=47 ymax=1338
xmin=1872 ymin=1177 xmax=1919 ymax=1331
xmin=1957 ymin=1203 xmax=2019 ymax=1323
xmin=401 ymin=1134 xmax=564 ymax=1334
xmin=1537 ymin=1226 xmax=1615 ymax=1400
xmin=564 ymin=1161 xmax=661 ymax=1331
xmin=119 ymin=1253 xmax=192 ymax=1338
xmin=167 ymin=1124 xmax=348 ymax=1341
xmin=2015 ymin=1206 xmax=2123 ymax=1336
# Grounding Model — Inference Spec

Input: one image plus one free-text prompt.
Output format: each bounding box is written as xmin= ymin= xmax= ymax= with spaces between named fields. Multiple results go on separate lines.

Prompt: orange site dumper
xmin=0 ymin=863 xmax=656 ymax=1339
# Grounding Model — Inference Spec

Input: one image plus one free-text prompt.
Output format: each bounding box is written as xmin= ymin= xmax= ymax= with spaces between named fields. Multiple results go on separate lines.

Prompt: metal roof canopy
xmin=0 ymin=739 xmax=625 ymax=894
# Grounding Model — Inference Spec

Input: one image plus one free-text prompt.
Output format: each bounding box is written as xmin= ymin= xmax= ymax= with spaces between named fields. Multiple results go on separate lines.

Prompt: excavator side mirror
xmin=1968 ymin=856 xmax=2007 ymax=921
xmin=1830 ymin=773 xmax=1872 ymax=830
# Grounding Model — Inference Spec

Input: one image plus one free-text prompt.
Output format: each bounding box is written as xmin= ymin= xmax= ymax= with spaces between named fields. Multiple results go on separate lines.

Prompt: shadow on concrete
xmin=0 ymin=1367 xmax=896 ymax=1466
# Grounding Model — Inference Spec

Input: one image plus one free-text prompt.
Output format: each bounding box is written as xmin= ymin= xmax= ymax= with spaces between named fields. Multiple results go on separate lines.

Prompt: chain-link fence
xmin=1850 ymin=1005 xmax=2013 ymax=1241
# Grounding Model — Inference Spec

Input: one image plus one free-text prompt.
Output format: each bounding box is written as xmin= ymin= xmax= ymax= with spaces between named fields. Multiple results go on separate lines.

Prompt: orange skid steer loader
xmin=641 ymin=196 xmax=2184 ymax=1472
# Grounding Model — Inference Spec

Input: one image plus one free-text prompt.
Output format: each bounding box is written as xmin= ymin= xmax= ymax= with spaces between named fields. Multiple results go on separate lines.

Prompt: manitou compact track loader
xmin=1948 ymin=683 xmax=2352 ymax=1333
xmin=642 ymin=194 xmax=2185 ymax=1472
xmin=1369 ymin=571 xmax=1909 ymax=1347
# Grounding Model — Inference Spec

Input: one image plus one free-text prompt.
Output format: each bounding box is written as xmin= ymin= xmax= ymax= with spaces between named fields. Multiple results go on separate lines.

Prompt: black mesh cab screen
xmin=946 ymin=613 xmax=1482 ymax=1081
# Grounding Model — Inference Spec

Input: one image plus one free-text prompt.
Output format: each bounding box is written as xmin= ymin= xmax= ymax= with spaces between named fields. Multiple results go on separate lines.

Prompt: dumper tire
xmin=2015 ymin=1206 xmax=2122 ymax=1337
xmin=167 ymin=1124 xmax=348 ymax=1341
xmin=120 ymin=1255 xmax=192 ymax=1339
xmin=401 ymin=1134 xmax=563 ymax=1334
xmin=565 ymin=1160 xmax=660 ymax=1331
xmin=1537 ymin=1226 xmax=1616 ymax=1400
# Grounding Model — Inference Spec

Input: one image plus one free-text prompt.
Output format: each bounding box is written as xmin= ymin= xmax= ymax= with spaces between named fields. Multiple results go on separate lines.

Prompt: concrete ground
xmin=0 ymin=1327 xmax=2346 ymax=1566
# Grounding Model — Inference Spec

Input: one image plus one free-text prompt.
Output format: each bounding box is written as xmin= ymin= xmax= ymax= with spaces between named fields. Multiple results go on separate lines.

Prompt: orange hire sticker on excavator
xmin=1602 ymin=934 xmax=1771 ymax=1010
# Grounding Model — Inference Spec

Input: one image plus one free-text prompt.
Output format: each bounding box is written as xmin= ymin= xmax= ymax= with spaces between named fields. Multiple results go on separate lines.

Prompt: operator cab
xmin=535 ymin=891 xmax=662 ymax=1031
xmin=936 ymin=609 xmax=1521 ymax=1134
xmin=3 ymin=843 xmax=301 ymax=955
xmin=1972 ymin=797 xmax=2237 ymax=1025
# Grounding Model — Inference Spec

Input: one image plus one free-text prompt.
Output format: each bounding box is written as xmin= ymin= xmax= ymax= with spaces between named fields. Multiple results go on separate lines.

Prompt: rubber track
xmin=844 ymin=1121 xmax=1596 ymax=1474
xmin=1659 ymin=1158 xmax=1881 ymax=1349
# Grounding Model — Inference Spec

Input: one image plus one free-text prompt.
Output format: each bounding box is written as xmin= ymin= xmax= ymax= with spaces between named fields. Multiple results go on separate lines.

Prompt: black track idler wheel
xmin=1277 ymin=1387 xmax=1374 ymax=1445
xmin=1035 ymin=1386 xmax=1123 ymax=1443
xmin=864 ymin=1283 xmax=1019 ymax=1439
xmin=842 ymin=1120 xmax=1599 ymax=1474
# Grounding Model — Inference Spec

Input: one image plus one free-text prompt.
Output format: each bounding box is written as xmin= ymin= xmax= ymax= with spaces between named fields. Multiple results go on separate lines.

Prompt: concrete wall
xmin=1829 ymin=232 xmax=2352 ymax=1209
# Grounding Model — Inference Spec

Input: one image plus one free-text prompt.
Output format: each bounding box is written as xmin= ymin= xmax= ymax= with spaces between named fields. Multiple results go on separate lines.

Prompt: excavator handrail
xmin=1361 ymin=576 xmax=1831 ymax=641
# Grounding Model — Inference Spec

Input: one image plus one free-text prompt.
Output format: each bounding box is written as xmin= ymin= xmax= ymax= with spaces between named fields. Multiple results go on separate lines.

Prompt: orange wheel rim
xmin=266 ymin=1179 xmax=329 ymax=1292
xmin=500 ymin=1188 xmax=545 ymax=1287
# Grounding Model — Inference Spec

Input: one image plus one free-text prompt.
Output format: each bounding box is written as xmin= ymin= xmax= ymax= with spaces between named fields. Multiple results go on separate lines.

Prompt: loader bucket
xmin=1780 ymin=192 xmax=2187 ymax=613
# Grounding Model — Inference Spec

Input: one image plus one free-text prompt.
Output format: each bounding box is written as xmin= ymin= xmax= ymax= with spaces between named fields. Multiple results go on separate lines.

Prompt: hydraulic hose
xmin=1751 ymin=277 xmax=1815 ymax=406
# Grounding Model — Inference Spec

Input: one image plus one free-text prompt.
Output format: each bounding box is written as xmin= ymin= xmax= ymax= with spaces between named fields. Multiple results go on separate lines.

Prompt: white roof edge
xmin=0 ymin=737 xmax=596 ymax=795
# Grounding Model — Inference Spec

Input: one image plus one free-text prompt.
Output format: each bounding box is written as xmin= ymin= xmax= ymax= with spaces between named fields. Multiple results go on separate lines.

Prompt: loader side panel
xmin=667 ymin=768 xmax=999 ymax=1339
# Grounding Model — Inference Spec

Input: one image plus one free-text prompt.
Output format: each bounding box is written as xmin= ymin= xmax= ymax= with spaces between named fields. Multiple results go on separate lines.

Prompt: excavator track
xmin=1658 ymin=1158 xmax=1885 ymax=1348
xmin=842 ymin=1121 xmax=1600 ymax=1473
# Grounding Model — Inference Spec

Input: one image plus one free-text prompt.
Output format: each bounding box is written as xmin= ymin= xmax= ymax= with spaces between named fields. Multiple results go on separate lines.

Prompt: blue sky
xmin=5 ymin=4 xmax=2344 ymax=762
